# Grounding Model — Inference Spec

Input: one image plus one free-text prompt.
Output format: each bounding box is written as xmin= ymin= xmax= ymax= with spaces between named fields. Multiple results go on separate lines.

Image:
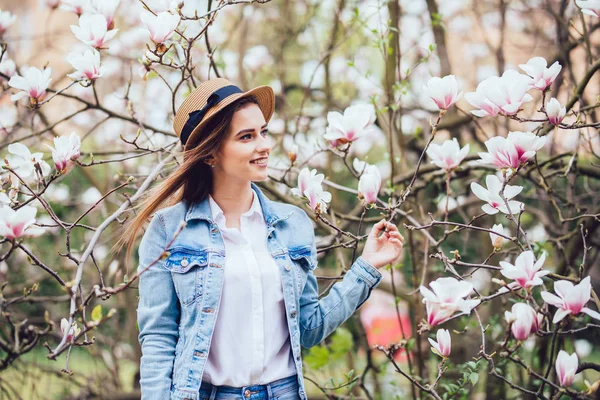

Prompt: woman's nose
xmin=257 ymin=135 xmax=273 ymax=152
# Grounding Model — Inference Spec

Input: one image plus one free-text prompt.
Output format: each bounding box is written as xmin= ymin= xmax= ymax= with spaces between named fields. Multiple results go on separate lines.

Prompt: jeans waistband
xmin=199 ymin=374 xmax=298 ymax=398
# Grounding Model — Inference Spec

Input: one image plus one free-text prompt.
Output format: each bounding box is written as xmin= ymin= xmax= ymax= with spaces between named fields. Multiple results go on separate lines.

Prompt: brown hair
xmin=116 ymin=95 xmax=260 ymax=263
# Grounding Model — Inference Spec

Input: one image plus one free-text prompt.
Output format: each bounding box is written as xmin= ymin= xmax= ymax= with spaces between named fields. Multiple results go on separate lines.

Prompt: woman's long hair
xmin=117 ymin=96 xmax=260 ymax=263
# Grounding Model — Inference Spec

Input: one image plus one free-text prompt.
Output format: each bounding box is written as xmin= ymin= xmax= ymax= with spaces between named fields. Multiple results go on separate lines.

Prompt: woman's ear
xmin=205 ymin=156 xmax=217 ymax=167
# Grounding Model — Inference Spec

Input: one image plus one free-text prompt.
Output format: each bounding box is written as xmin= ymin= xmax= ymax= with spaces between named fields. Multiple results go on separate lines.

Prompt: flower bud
xmin=546 ymin=97 xmax=566 ymax=125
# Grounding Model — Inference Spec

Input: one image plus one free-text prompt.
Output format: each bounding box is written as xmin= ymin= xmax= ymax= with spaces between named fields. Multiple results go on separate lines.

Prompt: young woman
xmin=122 ymin=78 xmax=404 ymax=400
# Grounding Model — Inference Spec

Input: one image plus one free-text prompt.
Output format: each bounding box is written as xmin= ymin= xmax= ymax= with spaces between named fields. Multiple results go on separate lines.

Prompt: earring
xmin=210 ymin=164 xmax=215 ymax=168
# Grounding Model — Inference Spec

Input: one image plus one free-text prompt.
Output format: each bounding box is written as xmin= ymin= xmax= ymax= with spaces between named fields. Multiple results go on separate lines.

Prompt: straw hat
xmin=173 ymin=78 xmax=275 ymax=151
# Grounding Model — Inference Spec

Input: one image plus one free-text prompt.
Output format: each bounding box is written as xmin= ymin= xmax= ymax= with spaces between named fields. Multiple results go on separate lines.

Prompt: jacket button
xmin=180 ymin=259 xmax=189 ymax=267
xmin=244 ymin=389 xmax=251 ymax=398
xmin=285 ymin=264 xmax=292 ymax=271
xmin=291 ymin=310 xmax=296 ymax=318
xmin=202 ymin=308 xmax=215 ymax=313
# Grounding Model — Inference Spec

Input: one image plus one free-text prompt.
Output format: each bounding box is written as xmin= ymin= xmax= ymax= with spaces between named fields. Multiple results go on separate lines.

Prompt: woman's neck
xmin=210 ymin=181 xmax=254 ymax=219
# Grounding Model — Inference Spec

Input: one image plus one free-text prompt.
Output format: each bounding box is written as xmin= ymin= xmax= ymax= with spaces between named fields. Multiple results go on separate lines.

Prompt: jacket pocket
xmin=163 ymin=249 xmax=208 ymax=306
xmin=289 ymin=245 xmax=316 ymax=271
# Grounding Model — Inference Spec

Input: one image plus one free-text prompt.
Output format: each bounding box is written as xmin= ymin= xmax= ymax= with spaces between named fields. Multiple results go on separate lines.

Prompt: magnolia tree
xmin=0 ymin=0 xmax=599 ymax=399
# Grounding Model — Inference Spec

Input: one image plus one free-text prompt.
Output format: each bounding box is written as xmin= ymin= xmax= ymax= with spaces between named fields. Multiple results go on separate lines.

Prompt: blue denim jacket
xmin=137 ymin=183 xmax=383 ymax=400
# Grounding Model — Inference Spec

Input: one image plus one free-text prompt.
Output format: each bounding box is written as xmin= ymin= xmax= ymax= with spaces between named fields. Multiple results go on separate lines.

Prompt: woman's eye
xmin=260 ymin=130 xmax=268 ymax=137
xmin=240 ymin=134 xmax=252 ymax=140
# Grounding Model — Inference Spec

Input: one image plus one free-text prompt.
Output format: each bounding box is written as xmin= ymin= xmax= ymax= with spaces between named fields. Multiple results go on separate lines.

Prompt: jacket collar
xmin=184 ymin=182 xmax=293 ymax=226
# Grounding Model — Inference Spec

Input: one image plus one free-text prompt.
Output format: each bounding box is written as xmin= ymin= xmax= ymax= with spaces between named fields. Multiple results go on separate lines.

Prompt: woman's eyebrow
xmin=235 ymin=124 xmax=268 ymax=137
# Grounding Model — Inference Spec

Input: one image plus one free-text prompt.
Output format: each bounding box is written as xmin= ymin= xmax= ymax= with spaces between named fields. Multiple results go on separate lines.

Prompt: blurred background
xmin=0 ymin=0 xmax=599 ymax=399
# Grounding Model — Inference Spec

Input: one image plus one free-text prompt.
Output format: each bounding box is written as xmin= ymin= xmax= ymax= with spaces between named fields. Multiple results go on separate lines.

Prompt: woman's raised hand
xmin=360 ymin=219 xmax=404 ymax=269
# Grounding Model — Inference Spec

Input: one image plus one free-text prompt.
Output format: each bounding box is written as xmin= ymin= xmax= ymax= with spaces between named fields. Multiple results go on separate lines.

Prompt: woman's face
xmin=213 ymin=103 xmax=271 ymax=184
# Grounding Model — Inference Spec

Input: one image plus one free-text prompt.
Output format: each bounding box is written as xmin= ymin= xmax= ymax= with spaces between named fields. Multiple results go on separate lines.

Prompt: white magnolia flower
xmin=507 ymin=131 xmax=547 ymax=164
xmin=423 ymin=75 xmax=462 ymax=110
xmin=0 ymin=205 xmax=43 ymax=239
xmin=60 ymin=0 xmax=91 ymax=15
xmin=555 ymin=351 xmax=578 ymax=387
xmin=46 ymin=132 xmax=82 ymax=172
xmin=71 ymin=14 xmax=118 ymax=48
xmin=60 ymin=318 xmax=82 ymax=341
xmin=420 ymin=277 xmax=480 ymax=326
xmin=4 ymin=143 xmax=51 ymax=180
xmin=489 ymin=223 xmax=506 ymax=250
xmin=290 ymin=167 xmax=332 ymax=213
xmin=429 ymin=329 xmax=451 ymax=357
xmin=465 ymin=70 xmax=533 ymax=117
xmin=8 ymin=67 xmax=52 ymax=102
xmin=426 ymin=138 xmax=469 ymax=172
xmin=140 ymin=11 xmax=180 ymax=44
xmin=576 ymin=0 xmax=600 ymax=17
xmin=324 ymin=104 xmax=376 ymax=145
xmin=470 ymin=174 xmax=524 ymax=215
xmin=541 ymin=277 xmax=600 ymax=323
xmin=518 ymin=57 xmax=562 ymax=91
xmin=0 ymin=9 xmax=17 ymax=34
xmin=500 ymin=251 xmax=549 ymax=290
xmin=67 ymin=48 xmax=105 ymax=81
xmin=88 ymin=0 xmax=120 ymax=28
xmin=358 ymin=165 xmax=381 ymax=205
xmin=0 ymin=57 xmax=16 ymax=78
xmin=546 ymin=98 xmax=566 ymax=125
xmin=0 ymin=192 xmax=10 ymax=206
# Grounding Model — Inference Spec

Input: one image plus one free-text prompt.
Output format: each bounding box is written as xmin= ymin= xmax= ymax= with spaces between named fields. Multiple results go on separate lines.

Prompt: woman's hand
xmin=360 ymin=219 xmax=404 ymax=269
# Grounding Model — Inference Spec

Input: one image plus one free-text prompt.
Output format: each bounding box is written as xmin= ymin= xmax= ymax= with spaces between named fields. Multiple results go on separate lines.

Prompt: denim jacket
xmin=137 ymin=183 xmax=383 ymax=400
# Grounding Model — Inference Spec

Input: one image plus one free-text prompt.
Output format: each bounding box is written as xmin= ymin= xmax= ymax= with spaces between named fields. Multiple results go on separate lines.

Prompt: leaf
xmin=304 ymin=345 xmax=329 ymax=370
xmin=470 ymin=372 xmax=479 ymax=386
xmin=91 ymin=304 xmax=103 ymax=322
xmin=329 ymin=328 xmax=353 ymax=360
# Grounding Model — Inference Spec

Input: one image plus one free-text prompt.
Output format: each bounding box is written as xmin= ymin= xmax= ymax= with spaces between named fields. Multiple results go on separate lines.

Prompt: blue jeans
xmin=198 ymin=375 xmax=300 ymax=400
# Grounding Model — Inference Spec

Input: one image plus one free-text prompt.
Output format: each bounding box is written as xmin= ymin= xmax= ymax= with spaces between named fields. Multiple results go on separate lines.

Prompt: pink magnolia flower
xmin=546 ymin=98 xmax=566 ymax=125
xmin=504 ymin=303 xmax=544 ymax=341
xmin=67 ymin=48 xmax=105 ymax=81
xmin=60 ymin=0 xmax=91 ymax=15
xmin=576 ymin=0 xmax=600 ymax=17
xmin=518 ymin=57 xmax=562 ymax=91
xmin=429 ymin=329 xmax=451 ymax=358
xmin=507 ymin=131 xmax=547 ymax=163
xmin=358 ymin=165 xmax=381 ymax=205
xmin=60 ymin=318 xmax=81 ymax=342
xmin=465 ymin=70 xmax=533 ymax=117
xmin=0 ymin=9 xmax=17 ymax=34
xmin=478 ymin=136 xmax=520 ymax=169
xmin=291 ymin=168 xmax=332 ymax=213
xmin=46 ymin=132 xmax=82 ymax=172
xmin=500 ymin=251 xmax=548 ymax=290
xmin=489 ymin=223 xmax=506 ymax=250
xmin=140 ymin=11 xmax=181 ymax=44
xmin=0 ymin=57 xmax=16 ymax=78
xmin=324 ymin=104 xmax=376 ymax=145
xmin=541 ymin=277 xmax=600 ymax=323
xmin=0 ymin=205 xmax=43 ymax=240
xmin=291 ymin=168 xmax=322 ymax=198
xmin=71 ymin=14 xmax=118 ymax=49
xmin=423 ymin=75 xmax=463 ymax=111
xmin=89 ymin=0 xmax=120 ymax=29
xmin=4 ymin=143 xmax=51 ymax=180
xmin=470 ymin=175 xmax=524 ymax=215
xmin=419 ymin=277 xmax=480 ymax=326
xmin=8 ymin=67 xmax=52 ymax=103
xmin=426 ymin=138 xmax=469 ymax=172
xmin=555 ymin=350 xmax=578 ymax=387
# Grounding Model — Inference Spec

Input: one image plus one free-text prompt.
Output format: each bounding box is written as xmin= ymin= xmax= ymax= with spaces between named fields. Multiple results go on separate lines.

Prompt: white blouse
xmin=203 ymin=192 xmax=296 ymax=386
